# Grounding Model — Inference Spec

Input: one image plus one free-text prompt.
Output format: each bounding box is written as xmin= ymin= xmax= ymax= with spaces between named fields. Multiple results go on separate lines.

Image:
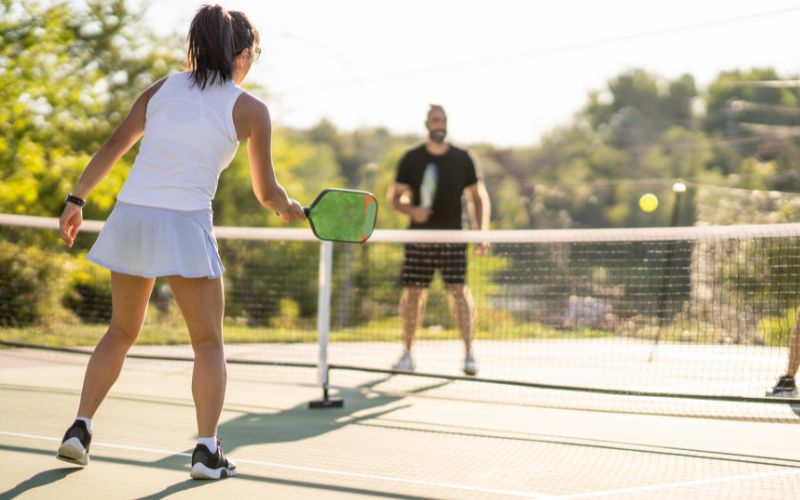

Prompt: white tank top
xmin=117 ymin=72 xmax=245 ymax=211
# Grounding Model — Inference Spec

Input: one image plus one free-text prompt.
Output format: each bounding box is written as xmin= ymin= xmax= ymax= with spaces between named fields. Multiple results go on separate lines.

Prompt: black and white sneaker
xmin=190 ymin=442 xmax=237 ymax=480
xmin=766 ymin=376 xmax=798 ymax=398
xmin=57 ymin=420 xmax=92 ymax=466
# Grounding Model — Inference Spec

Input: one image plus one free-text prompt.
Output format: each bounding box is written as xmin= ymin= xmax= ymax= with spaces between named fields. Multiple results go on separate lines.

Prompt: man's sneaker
xmin=766 ymin=375 xmax=798 ymax=397
xmin=463 ymin=353 xmax=478 ymax=376
xmin=57 ymin=420 xmax=91 ymax=466
xmin=391 ymin=351 xmax=415 ymax=372
xmin=190 ymin=442 xmax=237 ymax=480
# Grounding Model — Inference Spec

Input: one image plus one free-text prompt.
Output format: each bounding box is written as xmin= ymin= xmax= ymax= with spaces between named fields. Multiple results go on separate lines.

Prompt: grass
xmin=3 ymin=310 xmax=778 ymax=349
xmin=0 ymin=316 xmax=616 ymax=348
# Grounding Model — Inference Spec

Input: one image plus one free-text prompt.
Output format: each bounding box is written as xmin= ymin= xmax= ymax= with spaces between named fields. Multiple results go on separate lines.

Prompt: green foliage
xmin=219 ymin=239 xmax=319 ymax=326
xmin=0 ymin=241 xmax=41 ymax=326
xmin=0 ymin=240 xmax=64 ymax=326
xmin=213 ymin=129 xmax=345 ymax=227
xmin=582 ymin=69 xmax=696 ymax=150
xmin=704 ymin=68 xmax=800 ymax=134
xmin=306 ymin=120 xmax=417 ymax=190
xmin=4 ymin=0 xmax=800 ymax=346
xmin=3 ymin=0 xmax=799 ymax=232
xmin=0 ymin=0 xmax=181 ymax=217
xmin=62 ymin=255 xmax=112 ymax=323
xmin=493 ymin=177 xmax=529 ymax=229
xmin=473 ymin=67 xmax=800 ymax=231
xmin=759 ymin=307 xmax=797 ymax=347
xmin=270 ymin=298 xmax=302 ymax=329
xmin=468 ymin=250 xmax=512 ymax=330
xmin=341 ymin=242 xmax=405 ymax=325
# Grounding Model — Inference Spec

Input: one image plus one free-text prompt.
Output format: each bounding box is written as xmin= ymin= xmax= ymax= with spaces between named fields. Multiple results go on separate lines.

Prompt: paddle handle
xmin=274 ymin=207 xmax=311 ymax=217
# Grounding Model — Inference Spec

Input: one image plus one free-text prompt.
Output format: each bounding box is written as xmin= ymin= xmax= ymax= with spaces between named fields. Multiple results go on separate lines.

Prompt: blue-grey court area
xmin=1 ymin=347 xmax=799 ymax=499
xmin=128 ymin=338 xmax=793 ymax=401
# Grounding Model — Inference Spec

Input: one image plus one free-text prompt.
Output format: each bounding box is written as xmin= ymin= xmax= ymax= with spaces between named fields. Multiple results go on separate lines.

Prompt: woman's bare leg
xmin=77 ymin=272 xmax=155 ymax=417
xmin=168 ymin=276 xmax=226 ymax=437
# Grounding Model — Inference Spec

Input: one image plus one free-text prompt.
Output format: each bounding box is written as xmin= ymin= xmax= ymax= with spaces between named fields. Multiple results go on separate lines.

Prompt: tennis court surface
xmin=3 ymin=216 xmax=800 ymax=498
xmin=2 ymin=345 xmax=799 ymax=499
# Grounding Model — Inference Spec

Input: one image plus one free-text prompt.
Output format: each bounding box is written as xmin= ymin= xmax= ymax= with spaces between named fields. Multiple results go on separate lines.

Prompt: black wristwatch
xmin=65 ymin=194 xmax=86 ymax=207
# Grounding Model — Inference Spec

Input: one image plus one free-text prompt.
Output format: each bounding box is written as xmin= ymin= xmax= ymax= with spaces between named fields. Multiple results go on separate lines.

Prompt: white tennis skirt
xmin=88 ymin=201 xmax=224 ymax=279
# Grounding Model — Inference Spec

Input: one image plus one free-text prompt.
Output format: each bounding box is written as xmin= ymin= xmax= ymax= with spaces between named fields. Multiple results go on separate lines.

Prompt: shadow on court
xmin=135 ymin=472 xmax=436 ymax=500
xmin=0 ymin=465 xmax=82 ymax=498
xmin=125 ymin=376 xmax=448 ymax=499
xmin=0 ymin=443 xmax=435 ymax=500
xmin=4 ymin=367 xmax=800 ymax=499
xmin=0 ymin=371 xmax=448 ymax=498
xmin=0 ymin=443 xmax=188 ymax=498
xmin=213 ymin=375 xmax=449 ymax=455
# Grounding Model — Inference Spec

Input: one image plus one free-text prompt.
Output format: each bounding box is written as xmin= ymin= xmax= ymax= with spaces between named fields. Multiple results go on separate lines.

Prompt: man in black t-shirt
xmin=389 ymin=104 xmax=491 ymax=376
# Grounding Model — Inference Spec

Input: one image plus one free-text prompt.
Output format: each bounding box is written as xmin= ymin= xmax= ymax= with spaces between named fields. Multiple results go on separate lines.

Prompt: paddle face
xmin=306 ymin=189 xmax=378 ymax=243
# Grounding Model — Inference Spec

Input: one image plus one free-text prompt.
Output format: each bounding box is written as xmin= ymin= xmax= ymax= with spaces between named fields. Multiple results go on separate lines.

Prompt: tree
xmin=704 ymin=68 xmax=800 ymax=136
xmin=584 ymin=70 xmax=699 ymax=158
xmin=0 ymin=0 xmax=182 ymax=217
xmin=703 ymin=69 xmax=800 ymax=184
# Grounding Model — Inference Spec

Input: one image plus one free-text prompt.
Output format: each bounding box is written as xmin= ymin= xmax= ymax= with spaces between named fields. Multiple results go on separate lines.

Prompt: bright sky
xmin=140 ymin=0 xmax=800 ymax=147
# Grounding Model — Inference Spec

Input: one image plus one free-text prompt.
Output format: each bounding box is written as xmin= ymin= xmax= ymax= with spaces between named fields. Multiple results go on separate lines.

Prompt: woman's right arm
xmin=234 ymin=92 xmax=305 ymax=223
xmin=59 ymin=79 xmax=166 ymax=247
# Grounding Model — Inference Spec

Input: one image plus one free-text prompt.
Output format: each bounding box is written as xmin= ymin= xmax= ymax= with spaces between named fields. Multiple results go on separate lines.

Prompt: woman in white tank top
xmin=55 ymin=5 xmax=304 ymax=479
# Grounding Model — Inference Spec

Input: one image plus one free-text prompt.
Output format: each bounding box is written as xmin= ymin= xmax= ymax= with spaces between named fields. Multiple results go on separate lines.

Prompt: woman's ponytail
xmin=187 ymin=4 xmax=235 ymax=89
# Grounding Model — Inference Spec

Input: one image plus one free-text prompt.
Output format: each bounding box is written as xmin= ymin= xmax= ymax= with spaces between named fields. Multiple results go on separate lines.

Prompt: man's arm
xmin=465 ymin=180 xmax=491 ymax=230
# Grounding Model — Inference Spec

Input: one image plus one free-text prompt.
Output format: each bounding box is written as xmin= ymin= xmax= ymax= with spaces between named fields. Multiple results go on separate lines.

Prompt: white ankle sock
xmin=75 ymin=417 xmax=93 ymax=434
xmin=197 ymin=436 xmax=217 ymax=453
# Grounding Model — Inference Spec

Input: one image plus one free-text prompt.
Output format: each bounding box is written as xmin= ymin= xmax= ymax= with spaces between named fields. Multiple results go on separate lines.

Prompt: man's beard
xmin=429 ymin=129 xmax=447 ymax=144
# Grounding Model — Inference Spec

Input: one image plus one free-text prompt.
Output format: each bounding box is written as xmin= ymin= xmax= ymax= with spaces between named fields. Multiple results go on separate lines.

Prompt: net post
xmin=309 ymin=240 xmax=343 ymax=409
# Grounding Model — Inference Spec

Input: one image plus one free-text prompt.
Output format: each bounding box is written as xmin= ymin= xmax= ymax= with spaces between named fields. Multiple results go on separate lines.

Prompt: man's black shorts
xmin=401 ymin=243 xmax=468 ymax=287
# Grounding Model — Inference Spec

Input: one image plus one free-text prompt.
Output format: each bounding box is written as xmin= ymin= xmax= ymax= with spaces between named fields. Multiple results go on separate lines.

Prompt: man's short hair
xmin=427 ymin=103 xmax=446 ymax=120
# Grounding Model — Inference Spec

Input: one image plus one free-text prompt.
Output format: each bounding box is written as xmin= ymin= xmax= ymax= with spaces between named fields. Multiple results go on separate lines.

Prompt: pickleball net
xmin=1 ymin=213 xmax=799 ymax=421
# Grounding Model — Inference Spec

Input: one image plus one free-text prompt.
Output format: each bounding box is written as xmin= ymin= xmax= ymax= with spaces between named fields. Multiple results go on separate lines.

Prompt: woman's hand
xmin=59 ymin=203 xmax=83 ymax=248
xmin=280 ymin=199 xmax=306 ymax=223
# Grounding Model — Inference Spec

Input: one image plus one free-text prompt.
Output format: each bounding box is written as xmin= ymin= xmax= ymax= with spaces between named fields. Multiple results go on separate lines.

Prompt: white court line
xmin=0 ymin=431 xmax=549 ymax=499
xmin=551 ymin=468 xmax=800 ymax=499
xmin=5 ymin=431 xmax=800 ymax=498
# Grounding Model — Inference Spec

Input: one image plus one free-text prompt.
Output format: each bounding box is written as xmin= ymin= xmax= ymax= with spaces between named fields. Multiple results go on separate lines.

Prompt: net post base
xmin=308 ymin=398 xmax=344 ymax=409
xmin=309 ymin=386 xmax=344 ymax=409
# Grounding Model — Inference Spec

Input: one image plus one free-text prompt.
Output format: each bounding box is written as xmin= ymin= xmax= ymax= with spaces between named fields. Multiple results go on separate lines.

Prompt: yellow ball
xmin=639 ymin=193 xmax=658 ymax=212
